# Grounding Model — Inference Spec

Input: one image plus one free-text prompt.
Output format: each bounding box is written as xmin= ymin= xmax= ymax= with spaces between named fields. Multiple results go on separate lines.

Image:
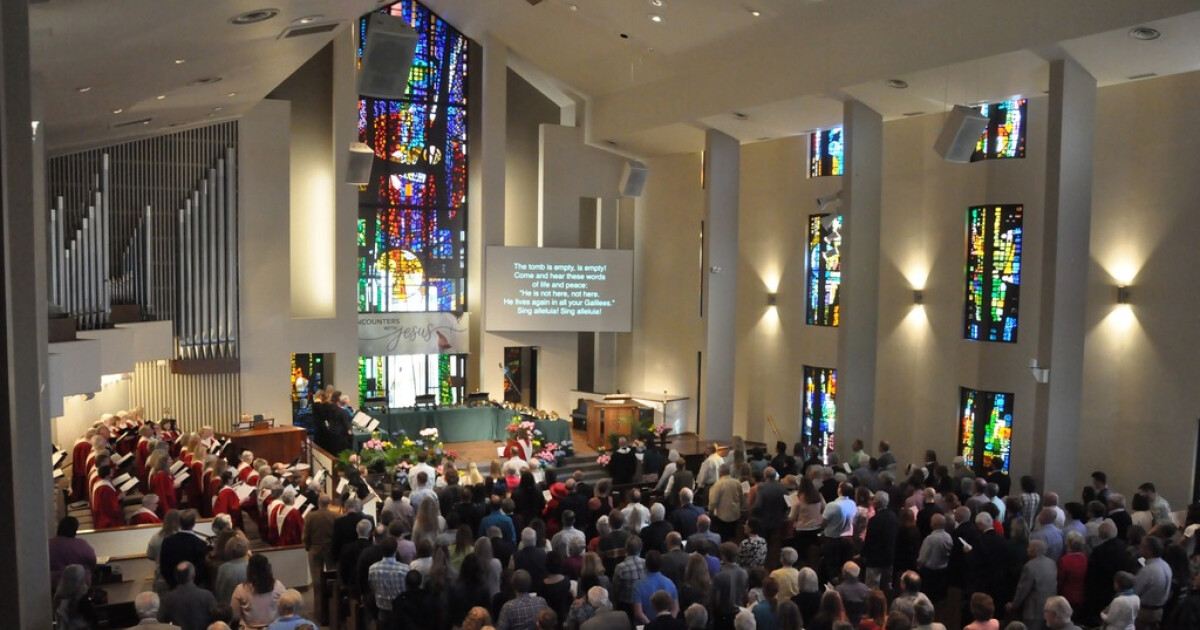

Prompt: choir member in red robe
xmin=212 ymin=471 xmax=243 ymax=530
xmin=128 ymin=494 xmax=162 ymax=526
xmin=149 ymin=456 xmax=177 ymax=517
xmin=135 ymin=425 xmax=155 ymax=492
xmin=236 ymin=451 xmax=256 ymax=484
xmin=185 ymin=446 xmax=207 ymax=515
xmin=263 ymin=489 xmax=284 ymax=546
xmin=70 ymin=431 xmax=96 ymax=502
xmin=90 ymin=465 xmax=124 ymax=530
xmin=275 ymin=488 xmax=304 ymax=546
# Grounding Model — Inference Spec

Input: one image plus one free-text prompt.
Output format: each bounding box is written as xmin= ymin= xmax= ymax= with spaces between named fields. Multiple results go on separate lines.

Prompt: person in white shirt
xmin=696 ymin=444 xmax=723 ymax=489
xmin=1101 ymin=571 xmax=1139 ymax=630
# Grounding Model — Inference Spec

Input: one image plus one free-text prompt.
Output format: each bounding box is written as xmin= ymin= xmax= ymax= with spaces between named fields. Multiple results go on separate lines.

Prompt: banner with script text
xmin=357 ymin=312 xmax=471 ymax=356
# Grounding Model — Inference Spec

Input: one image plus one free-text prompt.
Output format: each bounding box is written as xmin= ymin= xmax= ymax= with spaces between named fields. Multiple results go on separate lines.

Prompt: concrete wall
xmin=626 ymin=70 xmax=1200 ymax=507
xmin=239 ymin=33 xmax=361 ymax=423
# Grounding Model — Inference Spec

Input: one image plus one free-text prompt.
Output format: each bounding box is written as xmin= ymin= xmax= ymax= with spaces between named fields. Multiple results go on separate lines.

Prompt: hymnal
xmin=336 ymin=477 xmax=349 ymax=494
xmin=52 ymin=449 xmax=68 ymax=468
xmin=294 ymin=494 xmax=308 ymax=510
xmin=233 ymin=483 xmax=255 ymax=502
xmin=352 ymin=411 xmax=379 ymax=432
xmin=170 ymin=460 xmax=186 ymax=474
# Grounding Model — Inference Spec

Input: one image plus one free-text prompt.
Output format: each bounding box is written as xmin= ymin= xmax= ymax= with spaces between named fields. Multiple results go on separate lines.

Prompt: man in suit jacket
xmin=514 ymin=527 xmax=548 ymax=585
xmin=966 ymin=512 xmax=1010 ymax=606
xmin=1082 ymin=519 xmax=1136 ymax=625
xmin=1107 ymin=494 xmax=1133 ymax=541
xmin=667 ymin=488 xmax=705 ymax=539
xmin=331 ymin=497 xmax=373 ymax=561
xmin=337 ymin=519 xmax=375 ymax=596
xmin=158 ymin=510 xmax=211 ymax=588
xmin=157 ymin=562 xmax=215 ymax=630
xmin=1007 ymin=540 xmax=1058 ymax=630
xmin=750 ymin=467 xmax=789 ymax=542
xmin=303 ymin=493 xmax=338 ymax=616
xmin=860 ymin=492 xmax=899 ymax=589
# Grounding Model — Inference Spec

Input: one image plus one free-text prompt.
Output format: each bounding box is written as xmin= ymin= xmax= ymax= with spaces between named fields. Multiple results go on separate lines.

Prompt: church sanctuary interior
xmin=5 ymin=0 xmax=1200 ymax=627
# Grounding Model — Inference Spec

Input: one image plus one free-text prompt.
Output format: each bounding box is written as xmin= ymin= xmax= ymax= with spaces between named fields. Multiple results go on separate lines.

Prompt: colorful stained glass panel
xmin=809 ymin=128 xmax=844 ymax=177
xmin=973 ymin=98 xmax=1027 ymax=161
xmin=807 ymin=214 xmax=842 ymax=326
xmin=803 ymin=366 xmax=837 ymax=459
xmin=958 ymin=387 xmax=1013 ymax=473
xmin=965 ymin=205 xmax=1022 ymax=342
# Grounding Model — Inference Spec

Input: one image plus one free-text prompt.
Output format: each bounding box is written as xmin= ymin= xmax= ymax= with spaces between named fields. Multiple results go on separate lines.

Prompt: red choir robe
xmin=236 ymin=462 xmax=254 ymax=484
xmin=276 ymin=505 xmax=303 ymax=546
xmin=164 ymin=431 xmax=181 ymax=457
xmin=212 ymin=486 xmax=242 ymax=529
xmin=70 ymin=439 xmax=91 ymax=501
xmin=149 ymin=470 xmax=177 ymax=517
xmin=91 ymin=480 xmax=124 ymax=530
xmin=185 ymin=460 xmax=205 ymax=514
xmin=128 ymin=507 xmax=161 ymax=526
xmin=135 ymin=438 xmax=153 ymax=489
xmin=263 ymin=499 xmax=284 ymax=546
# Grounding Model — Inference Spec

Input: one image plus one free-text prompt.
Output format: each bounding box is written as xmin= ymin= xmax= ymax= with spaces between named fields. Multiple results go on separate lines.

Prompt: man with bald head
xmin=668 ymin=487 xmax=705 ymax=538
xmin=686 ymin=514 xmax=721 ymax=551
xmin=750 ymin=466 xmax=789 ymax=568
xmin=917 ymin=512 xmax=953 ymax=601
xmin=1082 ymin=519 xmax=1135 ymax=625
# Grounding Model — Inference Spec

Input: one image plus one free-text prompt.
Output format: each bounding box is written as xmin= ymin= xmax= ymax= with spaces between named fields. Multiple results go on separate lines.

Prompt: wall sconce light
xmin=913 ymin=290 xmax=924 ymax=305
xmin=1116 ymin=285 xmax=1131 ymax=304
xmin=766 ymin=292 xmax=778 ymax=306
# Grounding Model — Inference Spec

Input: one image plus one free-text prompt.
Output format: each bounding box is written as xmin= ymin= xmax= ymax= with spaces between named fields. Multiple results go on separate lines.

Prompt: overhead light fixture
xmin=766 ymin=293 xmax=778 ymax=307
xmin=156 ymin=94 xmax=167 ymax=100
xmin=1128 ymin=26 xmax=1161 ymax=41
xmin=294 ymin=14 xmax=323 ymax=25
xmin=649 ymin=0 xmax=664 ymax=6
xmin=227 ymin=92 xmax=238 ymax=97
xmin=75 ymin=86 xmax=91 ymax=93
xmin=111 ymin=108 xmax=124 ymax=114
xmin=1116 ymin=285 xmax=1131 ymax=304
xmin=648 ymin=13 xmax=663 ymax=23
xmin=569 ymin=4 xmax=578 ymax=10
xmin=213 ymin=106 xmax=223 ymax=112
xmin=913 ymin=290 xmax=924 ymax=305
xmin=750 ymin=9 xmax=761 ymax=17
xmin=174 ymin=59 xmax=187 ymax=65
xmin=888 ymin=78 xmax=909 ymax=89
xmin=230 ymin=8 xmax=280 ymax=25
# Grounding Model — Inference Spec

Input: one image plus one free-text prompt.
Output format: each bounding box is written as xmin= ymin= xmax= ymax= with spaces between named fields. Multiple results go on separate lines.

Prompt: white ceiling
xmin=29 ymin=0 xmax=1200 ymax=155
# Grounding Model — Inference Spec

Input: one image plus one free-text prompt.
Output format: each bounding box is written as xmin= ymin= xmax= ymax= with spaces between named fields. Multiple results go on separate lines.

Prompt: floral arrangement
xmin=596 ymin=446 xmax=610 ymax=467
xmin=338 ymin=428 xmax=456 ymax=473
xmin=652 ymin=424 xmax=671 ymax=438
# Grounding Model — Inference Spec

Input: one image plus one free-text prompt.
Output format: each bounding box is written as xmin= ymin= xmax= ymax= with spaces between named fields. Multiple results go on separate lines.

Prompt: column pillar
xmin=701 ymin=130 xmax=739 ymax=440
xmin=835 ymin=100 xmax=883 ymax=457
xmin=1033 ymin=58 xmax=1096 ymax=491
xmin=467 ymin=35 xmax=507 ymax=392
xmin=0 ymin=0 xmax=54 ymax=622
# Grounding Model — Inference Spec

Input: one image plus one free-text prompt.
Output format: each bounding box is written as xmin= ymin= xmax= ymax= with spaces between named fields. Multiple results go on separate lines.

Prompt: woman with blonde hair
xmin=463 ymin=460 xmax=485 ymax=486
xmin=460 ymin=606 xmax=492 ymax=630
xmin=147 ymin=509 xmax=182 ymax=593
xmin=578 ymin=551 xmax=610 ymax=593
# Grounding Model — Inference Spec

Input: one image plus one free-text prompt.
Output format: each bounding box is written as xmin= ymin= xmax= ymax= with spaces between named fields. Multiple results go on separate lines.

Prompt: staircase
xmin=554 ymin=453 xmax=610 ymax=486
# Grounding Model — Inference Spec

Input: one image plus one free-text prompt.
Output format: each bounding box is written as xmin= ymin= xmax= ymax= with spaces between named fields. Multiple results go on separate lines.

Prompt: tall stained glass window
xmin=807 ymin=214 xmax=842 ymax=326
xmin=357 ymin=1 xmax=468 ymax=314
xmin=965 ymin=204 xmax=1022 ymax=342
xmin=809 ymin=128 xmax=844 ymax=177
xmin=973 ymin=98 xmax=1027 ymax=161
xmin=803 ymin=366 xmax=837 ymax=458
xmin=958 ymin=387 xmax=1013 ymax=473
xmin=356 ymin=1 xmax=469 ymax=406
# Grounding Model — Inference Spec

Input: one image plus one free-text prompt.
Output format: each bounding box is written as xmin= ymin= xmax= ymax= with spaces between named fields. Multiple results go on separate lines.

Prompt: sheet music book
xmin=215 ymin=439 xmax=230 ymax=454
xmin=532 ymin=470 xmax=546 ymax=484
xmin=336 ymin=477 xmax=349 ymax=494
xmin=52 ymin=449 xmax=68 ymax=468
xmin=53 ymin=469 xmax=64 ymax=480
xmin=352 ymin=411 xmax=379 ymax=432
xmin=542 ymin=490 xmax=552 ymax=502
xmin=741 ymin=481 xmax=751 ymax=494
xmin=301 ymin=503 xmax=314 ymax=518
xmin=170 ymin=460 xmax=186 ymax=474
xmin=786 ymin=493 xmax=800 ymax=509
xmin=233 ymin=483 xmax=255 ymax=502
xmin=115 ymin=474 xmax=139 ymax=493
xmin=111 ymin=452 xmax=132 ymax=467
xmin=67 ymin=501 xmax=89 ymax=511
xmin=313 ymin=470 xmax=327 ymax=487
xmin=113 ymin=472 xmax=133 ymax=487
xmin=294 ymin=494 xmax=308 ymax=510
xmin=173 ymin=469 xmax=190 ymax=488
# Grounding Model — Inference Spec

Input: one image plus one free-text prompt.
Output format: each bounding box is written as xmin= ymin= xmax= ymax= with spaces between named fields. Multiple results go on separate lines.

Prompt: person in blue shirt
xmin=265 ymin=589 xmax=316 ymax=629
xmin=479 ymin=497 xmax=517 ymax=542
xmin=634 ymin=551 xmax=679 ymax=624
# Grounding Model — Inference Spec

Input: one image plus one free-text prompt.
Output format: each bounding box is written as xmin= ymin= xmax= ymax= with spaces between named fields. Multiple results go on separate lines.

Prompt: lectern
xmin=586 ymin=402 xmax=642 ymax=450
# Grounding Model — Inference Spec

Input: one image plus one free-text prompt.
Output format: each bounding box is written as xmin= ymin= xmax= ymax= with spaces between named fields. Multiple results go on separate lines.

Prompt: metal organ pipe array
xmin=46 ymin=122 xmax=240 ymax=360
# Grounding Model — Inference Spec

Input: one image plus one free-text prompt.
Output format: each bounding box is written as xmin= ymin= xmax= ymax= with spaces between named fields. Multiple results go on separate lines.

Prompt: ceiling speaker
xmin=933 ymin=105 xmax=989 ymax=163
xmin=346 ymin=142 xmax=374 ymax=185
xmin=619 ymin=160 xmax=649 ymax=198
xmin=357 ymin=13 xmax=418 ymax=100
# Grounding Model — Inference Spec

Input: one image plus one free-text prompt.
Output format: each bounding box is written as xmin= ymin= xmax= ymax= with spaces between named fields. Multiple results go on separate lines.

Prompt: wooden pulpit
xmin=586 ymin=402 xmax=642 ymax=450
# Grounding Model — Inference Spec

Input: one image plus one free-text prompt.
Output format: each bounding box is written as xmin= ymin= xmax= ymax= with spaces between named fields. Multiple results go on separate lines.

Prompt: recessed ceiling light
xmin=569 ymin=4 xmax=578 ymax=10
xmin=887 ymin=78 xmax=909 ymax=89
xmin=619 ymin=33 xmax=629 ymax=39
xmin=156 ymin=94 xmax=167 ymax=100
xmin=649 ymin=0 xmax=664 ymax=6
xmin=190 ymin=76 xmax=224 ymax=86
xmin=227 ymin=92 xmax=238 ymax=97
xmin=749 ymin=9 xmax=761 ymax=17
xmin=229 ymin=8 xmax=280 ymax=25
xmin=213 ymin=107 xmax=223 ymax=112
xmin=1128 ymin=26 xmax=1161 ymax=41
xmin=648 ymin=13 xmax=662 ymax=23
xmin=111 ymin=108 xmax=123 ymax=114
xmin=174 ymin=59 xmax=186 ymax=65
xmin=294 ymin=14 xmax=323 ymax=25
xmin=75 ymin=86 xmax=91 ymax=93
